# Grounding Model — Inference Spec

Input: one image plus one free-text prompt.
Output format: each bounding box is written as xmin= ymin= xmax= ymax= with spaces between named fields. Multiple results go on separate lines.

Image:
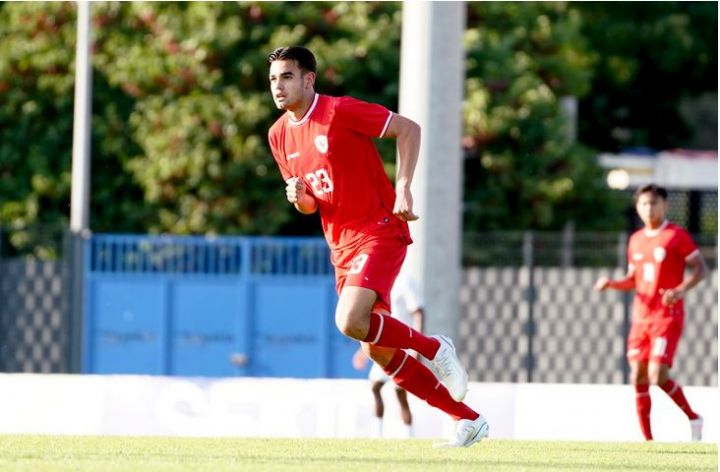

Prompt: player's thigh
xmin=335 ymin=286 xmax=378 ymax=336
xmin=627 ymin=321 xmax=651 ymax=366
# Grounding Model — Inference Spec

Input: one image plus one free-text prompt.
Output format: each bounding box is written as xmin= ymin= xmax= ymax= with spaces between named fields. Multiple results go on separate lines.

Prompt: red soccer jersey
xmin=268 ymin=94 xmax=410 ymax=252
xmin=627 ymin=221 xmax=699 ymax=320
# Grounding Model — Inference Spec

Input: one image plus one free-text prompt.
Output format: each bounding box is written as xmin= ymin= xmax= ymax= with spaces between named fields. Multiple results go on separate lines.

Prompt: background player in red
xmin=594 ymin=183 xmax=707 ymax=441
xmin=267 ymin=46 xmax=488 ymax=447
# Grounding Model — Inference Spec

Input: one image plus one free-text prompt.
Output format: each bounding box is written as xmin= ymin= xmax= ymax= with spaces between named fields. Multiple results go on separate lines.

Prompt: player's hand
xmin=285 ymin=177 xmax=306 ymax=204
xmin=593 ymin=277 xmax=610 ymax=291
xmin=393 ymin=187 xmax=419 ymax=222
xmin=660 ymin=287 xmax=684 ymax=306
xmin=352 ymin=349 xmax=368 ymax=371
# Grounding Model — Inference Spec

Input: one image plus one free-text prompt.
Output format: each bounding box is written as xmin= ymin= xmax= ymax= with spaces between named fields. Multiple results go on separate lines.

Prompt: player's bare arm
xmin=384 ymin=113 xmax=421 ymax=222
xmin=285 ymin=177 xmax=318 ymax=214
xmin=594 ymin=266 xmax=636 ymax=291
xmin=660 ymin=251 xmax=708 ymax=305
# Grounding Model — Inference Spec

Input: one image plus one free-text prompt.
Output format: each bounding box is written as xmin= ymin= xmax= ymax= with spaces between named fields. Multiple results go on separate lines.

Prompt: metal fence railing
xmin=1 ymin=230 xmax=716 ymax=386
xmin=463 ymin=230 xmax=718 ymax=269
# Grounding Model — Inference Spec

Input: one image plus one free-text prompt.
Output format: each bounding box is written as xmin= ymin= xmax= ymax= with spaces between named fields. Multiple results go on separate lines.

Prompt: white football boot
xmin=434 ymin=415 xmax=489 ymax=448
xmin=430 ymin=335 xmax=469 ymax=402
xmin=690 ymin=415 xmax=703 ymax=442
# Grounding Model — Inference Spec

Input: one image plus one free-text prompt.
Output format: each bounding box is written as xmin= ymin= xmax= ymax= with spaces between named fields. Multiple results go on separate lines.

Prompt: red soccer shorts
xmin=626 ymin=312 xmax=684 ymax=367
xmin=332 ymin=228 xmax=409 ymax=313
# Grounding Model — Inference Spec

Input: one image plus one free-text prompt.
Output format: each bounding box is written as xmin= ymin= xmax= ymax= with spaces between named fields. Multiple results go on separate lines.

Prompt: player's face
xmin=635 ymin=192 xmax=667 ymax=228
xmin=268 ymin=60 xmax=314 ymax=111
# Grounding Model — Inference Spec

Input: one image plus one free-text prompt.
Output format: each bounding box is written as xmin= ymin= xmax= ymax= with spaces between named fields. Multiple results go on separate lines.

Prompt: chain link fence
xmin=459 ymin=231 xmax=718 ymax=386
xmin=0 ymin=224 xmax=72 ymax=372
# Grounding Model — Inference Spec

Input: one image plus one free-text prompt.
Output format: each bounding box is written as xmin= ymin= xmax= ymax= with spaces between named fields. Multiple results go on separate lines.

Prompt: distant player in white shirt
xmin=353 ymin=269 xmax=425 ymax=438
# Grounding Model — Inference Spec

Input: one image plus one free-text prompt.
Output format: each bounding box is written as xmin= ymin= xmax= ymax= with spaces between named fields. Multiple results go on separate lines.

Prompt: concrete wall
xmin=0 ymin=374 xmax=715 ymax=443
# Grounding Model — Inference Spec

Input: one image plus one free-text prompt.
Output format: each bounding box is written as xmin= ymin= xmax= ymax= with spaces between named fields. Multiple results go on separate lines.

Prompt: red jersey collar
xmin=643 ymin=219 xmax=669 ymax=237
xmin=289 ymin=93 xmax=319 ymax=126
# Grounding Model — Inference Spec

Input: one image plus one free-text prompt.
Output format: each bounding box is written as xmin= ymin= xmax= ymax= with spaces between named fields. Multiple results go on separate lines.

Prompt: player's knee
xmin=334 ymin=309 xmax=367 ymax=340
xmin=647 ymin=368 xmax=667 ymax=386
xmin=630 ymin=371 xmax=649 ymax=386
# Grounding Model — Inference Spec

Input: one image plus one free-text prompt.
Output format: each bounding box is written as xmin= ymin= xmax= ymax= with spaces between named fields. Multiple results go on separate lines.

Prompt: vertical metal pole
xmin=399 ymin=2 xmax=466 ymax=339
xmin=69 ymin=0 xmax=93 ymax=373
xmin=71 ymin=0 xmax=92 ymax=234
xmin=618 ymin=231 xmax=630 ymax=384
xmin=0 ymin=222 xmax=5 ymax=372
xmin=523 ymin=231 xmax=535 ymax=382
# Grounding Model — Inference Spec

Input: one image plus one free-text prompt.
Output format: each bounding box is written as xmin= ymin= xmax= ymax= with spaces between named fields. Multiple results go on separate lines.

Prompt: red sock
xmin=364 ymin=312 xmax=440 ymax=360
xmin=660 ymin=379 xmax=699 ymax=420
xmin=635 ymin=384 xmax=653 ymax=440
xmin=384 ymin=349 xmax=479 ymax=421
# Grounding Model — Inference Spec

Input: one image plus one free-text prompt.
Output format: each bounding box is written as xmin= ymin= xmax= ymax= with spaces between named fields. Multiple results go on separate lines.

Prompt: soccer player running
xmin=267 ymin=46 xmax=488 ymax=447
xmin=594 ymin=184 xmax=707 ymax=442
xmin=352 ymin=269 xmax=426 ymax=438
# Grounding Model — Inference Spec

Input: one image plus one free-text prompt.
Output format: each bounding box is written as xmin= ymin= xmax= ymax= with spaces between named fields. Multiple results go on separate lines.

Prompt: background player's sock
xmin=635 ymin=384 xmax=653 ymax=440
xmin=660 ymin=379 xmax=699 ymax=420
xmin=364 ymin=312 xmax=440 ymax=360
xmin=372 ymin=417 xmax=383 ymax=438
xmin=384 ymin=349 xmax=479 ymax=421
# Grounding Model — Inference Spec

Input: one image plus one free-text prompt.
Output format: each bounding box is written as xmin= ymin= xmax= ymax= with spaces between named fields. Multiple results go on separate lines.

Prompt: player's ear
xmin=304 ymin=71 xmax=316 ymax=89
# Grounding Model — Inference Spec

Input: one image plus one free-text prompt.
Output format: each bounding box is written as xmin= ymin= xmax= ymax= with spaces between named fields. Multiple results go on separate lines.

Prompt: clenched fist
xmin=285 ymin=177 xmax=306 ymax=204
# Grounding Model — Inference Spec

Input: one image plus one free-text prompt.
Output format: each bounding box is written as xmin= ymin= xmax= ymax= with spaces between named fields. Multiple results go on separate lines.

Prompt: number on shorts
xmin=653 ymin=337 xmax=667 ymax=357
xmin=349 ymin=254 xmax=369 ymax=275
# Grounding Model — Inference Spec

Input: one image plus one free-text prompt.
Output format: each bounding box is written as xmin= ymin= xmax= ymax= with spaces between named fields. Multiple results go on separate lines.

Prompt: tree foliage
xmin=463 ymin=2 xmax=625 ymax=231
xmin=0 ymin=2 xmax=715 ymax=255
xmin=573 ymin=1 xmax=717 ymax=151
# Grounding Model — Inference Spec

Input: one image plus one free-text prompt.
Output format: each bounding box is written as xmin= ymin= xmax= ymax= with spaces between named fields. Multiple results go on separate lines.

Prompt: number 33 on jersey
xmin=305 ymin=168 xmax=334 ymax=195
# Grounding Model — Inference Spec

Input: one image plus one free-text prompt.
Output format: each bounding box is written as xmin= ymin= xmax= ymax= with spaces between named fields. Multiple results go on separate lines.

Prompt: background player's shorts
xmin=627 ymin=312 xmax=684 ymax=367
xmin=332 ymin=228 xmax=408 ymax=313
xmin=368 ymin=362 xmax=391 ymax=383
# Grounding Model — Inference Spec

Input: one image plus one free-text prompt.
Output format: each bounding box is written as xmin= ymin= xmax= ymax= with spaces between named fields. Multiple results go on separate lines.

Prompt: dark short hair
xmin=634 ymin=183 xmax=668 ymax=203
xmin=267 ymin=46 xmax=317 ymax=74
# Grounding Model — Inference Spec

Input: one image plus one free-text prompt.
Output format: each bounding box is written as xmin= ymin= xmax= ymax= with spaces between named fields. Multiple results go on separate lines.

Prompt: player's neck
xmin=287 ymin=92 xmax=317 ymax=122
xmin=644 ymin=219 xmax=668 ymax=235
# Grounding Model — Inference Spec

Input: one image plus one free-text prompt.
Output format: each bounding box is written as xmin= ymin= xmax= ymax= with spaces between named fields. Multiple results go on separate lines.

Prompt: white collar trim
xmin=289 ymin=93 xmax=319 ymax=126
xmin=644 ymin=220 xmax=669 ymax=237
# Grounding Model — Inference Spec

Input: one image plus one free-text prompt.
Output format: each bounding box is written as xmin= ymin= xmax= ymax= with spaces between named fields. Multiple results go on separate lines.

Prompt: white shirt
xmin=390 ymin=271 xmax=423 ymax=327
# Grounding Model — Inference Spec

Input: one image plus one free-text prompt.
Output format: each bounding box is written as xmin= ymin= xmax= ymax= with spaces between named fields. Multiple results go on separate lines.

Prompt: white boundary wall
xmin=0 ymin=374 xmax=716 ymax=443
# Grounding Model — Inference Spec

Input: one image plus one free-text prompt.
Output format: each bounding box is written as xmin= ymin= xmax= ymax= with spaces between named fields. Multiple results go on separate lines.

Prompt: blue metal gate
xmin=83 ymin=235 xmax=363 ymax=378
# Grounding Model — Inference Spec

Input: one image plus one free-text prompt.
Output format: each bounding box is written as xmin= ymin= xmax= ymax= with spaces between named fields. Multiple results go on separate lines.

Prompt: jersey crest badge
xmin=653 ymin=247 xmax=666 ymax=262
xmin=314 ymin=135 xmax=328 ymax=153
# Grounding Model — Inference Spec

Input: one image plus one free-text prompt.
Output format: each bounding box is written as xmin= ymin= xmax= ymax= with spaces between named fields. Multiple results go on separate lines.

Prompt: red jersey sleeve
xmin=268 ymin=127 xmax=292 ymax=181
xmin=673 ymin=227 xmax=698 ymax=259
xmin=335 ymin=96 xmax=394 ymax=138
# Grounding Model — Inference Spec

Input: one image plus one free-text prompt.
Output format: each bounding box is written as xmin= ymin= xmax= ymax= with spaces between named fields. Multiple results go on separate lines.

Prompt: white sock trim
xmin=370 ymin=313 xmax=384 ymax=345
xmin=390 ymin=351 xmax=408 ymax=378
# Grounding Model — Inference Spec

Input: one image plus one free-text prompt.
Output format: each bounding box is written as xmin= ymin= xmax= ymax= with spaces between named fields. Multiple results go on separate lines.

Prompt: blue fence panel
xmin=250 ymin=278 xmax=331 ymax=378
xmin=86 ymin=277 xmax=167 ymax=374
xmin=84 ymin=234 xmax=361 ymax=379
xmin=170 ymin=279 xmax=249 ymax=377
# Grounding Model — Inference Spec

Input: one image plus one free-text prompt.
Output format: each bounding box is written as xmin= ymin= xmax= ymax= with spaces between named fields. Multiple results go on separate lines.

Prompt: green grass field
xmin=0 ymin=435 xmax=716 ymax=472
